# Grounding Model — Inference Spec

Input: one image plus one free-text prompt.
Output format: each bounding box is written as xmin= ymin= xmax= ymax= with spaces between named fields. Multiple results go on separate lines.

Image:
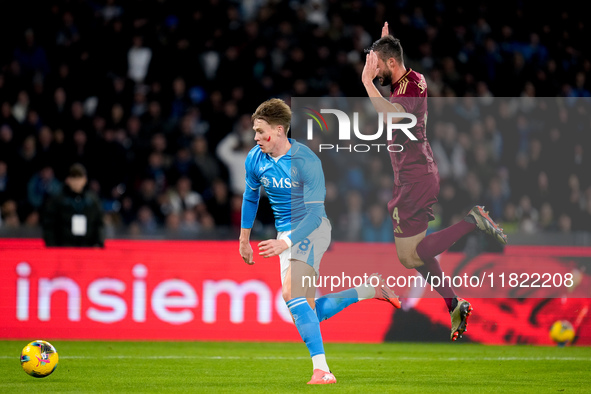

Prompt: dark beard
xmin=380 ymin=70 xmax=393 ymax=86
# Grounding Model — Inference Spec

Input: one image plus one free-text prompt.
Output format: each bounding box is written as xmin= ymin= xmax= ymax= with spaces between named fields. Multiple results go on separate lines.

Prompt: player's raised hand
xmin=381 ymin=21 xmax=389 ymax=37
xmin=239 ymin=241 xmax=255 ymax=265
xmin=362 ymin=50 xmax=380 ymax=86
xmin=258 ymin=239 xmax=289 ymax=258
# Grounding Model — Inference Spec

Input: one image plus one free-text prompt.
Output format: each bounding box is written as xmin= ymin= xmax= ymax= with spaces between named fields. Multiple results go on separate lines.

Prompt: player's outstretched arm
xmin=239 ymin=228 xmax=255 ymax=265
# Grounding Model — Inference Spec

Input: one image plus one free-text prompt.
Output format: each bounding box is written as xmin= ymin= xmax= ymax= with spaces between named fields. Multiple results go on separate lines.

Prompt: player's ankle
xmin=312 ymin=354 xmax=330 ymax=372
xmin=449 ymin=296 xmax=458 ymax=312
xmin=463 ymin=214 xmax=476 ymax=225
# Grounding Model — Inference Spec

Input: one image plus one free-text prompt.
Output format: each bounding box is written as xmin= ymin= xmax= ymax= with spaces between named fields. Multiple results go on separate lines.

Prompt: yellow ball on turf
xmin=549 ymin=320 xmax=575 ymax=345
xmin=20 ymin=340 xmax=59 ymax=378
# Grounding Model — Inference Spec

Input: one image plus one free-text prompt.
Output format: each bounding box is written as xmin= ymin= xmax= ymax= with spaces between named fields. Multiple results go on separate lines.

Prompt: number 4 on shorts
xmin=392 ymin=207 xmax=400 ymax=224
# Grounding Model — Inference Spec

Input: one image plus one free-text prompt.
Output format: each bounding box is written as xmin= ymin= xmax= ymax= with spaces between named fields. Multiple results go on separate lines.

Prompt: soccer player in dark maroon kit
xmin=362 ymin=23 xmax=508 ymax=341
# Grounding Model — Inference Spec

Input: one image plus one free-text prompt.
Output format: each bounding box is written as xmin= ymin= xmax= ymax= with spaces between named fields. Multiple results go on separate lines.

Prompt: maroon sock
xmin=414 ymin=219 xmax=476 ymax=311
xmin=415 ymin=260 xmax=456 ymax=311
xmin=416 ymin=219 xmax=476 ymax=259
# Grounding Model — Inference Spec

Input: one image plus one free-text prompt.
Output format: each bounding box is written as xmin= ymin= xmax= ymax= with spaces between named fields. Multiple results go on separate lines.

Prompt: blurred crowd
xmin=0 ymin=0 xmax=589 ymax=240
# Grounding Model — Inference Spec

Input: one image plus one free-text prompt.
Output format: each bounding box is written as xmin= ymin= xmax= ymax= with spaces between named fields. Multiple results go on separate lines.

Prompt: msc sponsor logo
xmin=261 ymin=176 xmax=292 ymax=188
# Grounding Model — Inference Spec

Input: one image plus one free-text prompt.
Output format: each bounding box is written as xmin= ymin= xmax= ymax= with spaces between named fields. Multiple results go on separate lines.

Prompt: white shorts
xmin=277 ymin=217 xmax=331 ymax=283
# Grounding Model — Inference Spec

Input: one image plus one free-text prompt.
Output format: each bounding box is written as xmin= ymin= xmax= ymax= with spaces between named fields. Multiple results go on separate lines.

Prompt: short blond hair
xmin=252 ymin=98 xmax=291 ymax=133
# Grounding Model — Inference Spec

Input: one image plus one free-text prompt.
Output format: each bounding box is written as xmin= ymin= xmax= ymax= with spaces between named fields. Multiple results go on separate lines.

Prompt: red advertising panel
xmin=0 ymin=240 xmax=392 ymax=342
xmin=1 ymin=239 xmax=590 ymax=345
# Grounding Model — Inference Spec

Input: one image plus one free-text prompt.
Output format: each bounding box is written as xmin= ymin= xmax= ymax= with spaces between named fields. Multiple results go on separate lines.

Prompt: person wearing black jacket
xmin=42 ymin=163 xmax=104 ymax=247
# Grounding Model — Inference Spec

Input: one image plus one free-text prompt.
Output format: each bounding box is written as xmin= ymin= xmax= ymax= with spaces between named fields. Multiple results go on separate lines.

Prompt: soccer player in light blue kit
xmin=239 ymin=99 xmax=400 ymax=385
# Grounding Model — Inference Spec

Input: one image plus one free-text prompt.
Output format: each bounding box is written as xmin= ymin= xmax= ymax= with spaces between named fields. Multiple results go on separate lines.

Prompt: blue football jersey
xmin=241 ymin=139 xmax=327 ymax=243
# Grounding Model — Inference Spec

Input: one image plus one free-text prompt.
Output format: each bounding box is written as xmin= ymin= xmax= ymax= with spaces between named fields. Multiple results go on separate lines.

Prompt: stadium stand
xmin=0 ymin=0 xmax=589 ymax=243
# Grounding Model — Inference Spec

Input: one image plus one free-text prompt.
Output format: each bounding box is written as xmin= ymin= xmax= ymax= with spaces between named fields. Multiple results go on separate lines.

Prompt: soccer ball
xmin=20 ymin=340 xmax=59 ymax=378
xmin=549 ymin=320 xmax=575 ymax=346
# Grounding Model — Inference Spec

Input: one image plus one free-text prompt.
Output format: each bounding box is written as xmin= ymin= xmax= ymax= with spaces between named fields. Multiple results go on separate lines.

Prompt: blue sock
xmin=286 ymin=297 xmax=325 ymax=357
xmin=315 ymin=288 xmax=359 ymax=322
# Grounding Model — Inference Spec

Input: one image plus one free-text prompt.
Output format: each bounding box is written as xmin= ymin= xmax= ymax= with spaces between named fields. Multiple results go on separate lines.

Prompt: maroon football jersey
xmin=388 ymin=69 xmax=438 ymax=186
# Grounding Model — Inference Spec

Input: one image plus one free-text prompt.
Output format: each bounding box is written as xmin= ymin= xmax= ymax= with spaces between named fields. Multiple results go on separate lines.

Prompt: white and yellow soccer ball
xmin=549 ymin=320 xmax=576 ymax=346
xmin=20 ymin=340 xmax=59 ymax=378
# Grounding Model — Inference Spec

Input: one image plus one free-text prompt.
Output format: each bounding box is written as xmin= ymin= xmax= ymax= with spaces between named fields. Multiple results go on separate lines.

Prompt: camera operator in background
xmin=42 ymin=163 xmax=104 ymax=247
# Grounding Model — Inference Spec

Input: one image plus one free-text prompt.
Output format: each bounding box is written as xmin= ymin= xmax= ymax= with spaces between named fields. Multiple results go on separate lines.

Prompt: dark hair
xmin=68 ymin=163 xmax=87 ymax=178
xmin=366 ymin=36 xmax=404 ymax=65
xmin=252 ymin=98 xmax=291 ymax=133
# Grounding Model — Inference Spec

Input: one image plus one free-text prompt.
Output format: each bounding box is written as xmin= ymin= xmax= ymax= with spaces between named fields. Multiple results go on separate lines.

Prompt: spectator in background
xmin=180 ymin=209 xmax=202 ymax=233
xmin=469 ymin=142 xmax=496 ymax=189
xmin=558 ymin=214 xmax=572 ymax=234
xmin=341 ymin=189 xmax=364 ymax=242
xmin=13 ymin=29 xmax=50 ymax=79
xmin=131 ymin=205 xmax=159 ymax=236
xmin=169 ymin=77 xmax=191 ymax=122
xmin=12 ymin=90 xmax=30 ymax=124
xmin=462 ymin=171 xmax=483 ymax=209
xmin=324 ymin=181 xmax=343 ymax=232
xmin=133 ymin=177 xmax=164 ymax=224
xmin=65 ymin=101 xmax=92 ymax=136
xmin=565 ymin=174 xmax=583 ymax=220
xmin=531 ymin=171 xmax=552 ymax=210
xmin=516 ymin=195 xmax=539 ymax=234
xmin=130 ymin=85 xmax=149 ymax=117
xmin=483 ymin=176 xmax=508 ymax=221
xmin=509 ymin=152 xmax=533 ymax=203
xmin=431 ymin=122 xmax=467 ymax=182
xmin=204 ymin=178 xmax=232 ymax=227
xmin=578 ymin=189 xmax=591 ymax=231
xmin=538 ymin=202 xmax=558 ymax=232
xmin=36 ymin=126 xmax=57 ymax=169
xmin=0 ymin=161 xmax=10 ymax=203
xmin=144 ymin=152 xmax=168 ymax=194
xmin=362 ymin=203 xmax=394 ymax=243
xmin=230 ymin=194 xmax=242 ymax=231
xmin=68 ymin=129 xmax=92 ymax=171
xmin=41 ymin=163 xmax=104 ymax=247
xmin=216 ymin=114 xmax=253 ymax=195
xmin=1 ymin=200 xmax=20 ymax=228
xmin=164 ymin=212 xmax=182 ymax=235
xmin=1 ymin=102 xmax=20 ymax=133
xmin=163 ymin=176 xmax=205 ymax=216
xmin=127 ymin=35 xmax=152 ymax=85
xmin=168 ymin=147 xmax=194 ymax=184
xmin=27 ymin=165 xmax=62 ymax=209
xmin=190 ymin=136 xmax=223 ymax=193
xmin=437 ymin=181 xmax=460 ymax=228
xmin=500 ymin=202 xmax=520 ymax=235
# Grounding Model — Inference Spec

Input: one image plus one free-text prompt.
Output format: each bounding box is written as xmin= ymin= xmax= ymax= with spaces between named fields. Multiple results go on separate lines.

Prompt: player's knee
xmin=282 ymin=285 xmax=292 ymax=302
xmin=398 ymin=253 xmax=421 ymax=269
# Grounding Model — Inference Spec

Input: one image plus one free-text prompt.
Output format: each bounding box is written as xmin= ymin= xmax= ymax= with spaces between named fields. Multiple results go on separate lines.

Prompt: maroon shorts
xmin=387 ymin=174 xmax=440 ymax=238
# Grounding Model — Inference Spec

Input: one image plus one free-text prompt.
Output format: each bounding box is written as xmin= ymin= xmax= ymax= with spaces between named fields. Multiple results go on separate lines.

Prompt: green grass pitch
xmin=1 ymin=340 xmax=590 ymax=393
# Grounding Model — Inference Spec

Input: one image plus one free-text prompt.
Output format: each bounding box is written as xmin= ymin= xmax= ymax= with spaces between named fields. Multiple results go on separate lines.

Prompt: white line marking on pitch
xmin=2 ymin=356 xmax=591 ymax=361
